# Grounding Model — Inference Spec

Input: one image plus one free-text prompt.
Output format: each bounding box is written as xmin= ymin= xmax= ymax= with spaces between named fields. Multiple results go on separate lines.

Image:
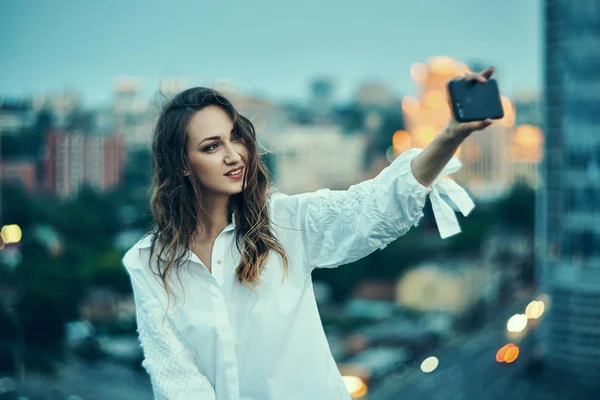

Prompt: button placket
xmin=211 ymin=232 xmax=240 ymax=395
xmin=211 ymin=286 xmax=240 ymax=397
xmin=211 ymin=233 xmax=228 ymax=286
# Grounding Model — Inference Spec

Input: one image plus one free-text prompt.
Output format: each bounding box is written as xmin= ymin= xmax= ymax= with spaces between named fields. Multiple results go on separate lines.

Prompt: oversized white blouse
xmin=122 ymin=148 xmax=474 ymax=400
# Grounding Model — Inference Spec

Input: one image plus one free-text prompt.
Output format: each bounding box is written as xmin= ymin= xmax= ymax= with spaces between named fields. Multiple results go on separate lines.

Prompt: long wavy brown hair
xmin=149 ymin=87 xmax=288 ymax=296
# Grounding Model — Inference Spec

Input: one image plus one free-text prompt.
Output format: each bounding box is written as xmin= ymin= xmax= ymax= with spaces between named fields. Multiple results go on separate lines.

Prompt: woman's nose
xmin=224 ymin=145 xmax=242 ymax=163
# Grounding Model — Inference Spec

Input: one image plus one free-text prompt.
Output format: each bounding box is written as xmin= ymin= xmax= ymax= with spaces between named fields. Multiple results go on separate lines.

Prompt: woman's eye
xmin=204 ymin=143 xmax=219 ymax=151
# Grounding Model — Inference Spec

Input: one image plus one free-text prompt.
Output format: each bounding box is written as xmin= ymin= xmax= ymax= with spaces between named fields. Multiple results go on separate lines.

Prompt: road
xmin=371 ymin=327 xmax=527 ymax=400
xmin=15 ymin=358 xmax=153 ymax=400
xmin=370 ymin=301 xmax=598 ymax=400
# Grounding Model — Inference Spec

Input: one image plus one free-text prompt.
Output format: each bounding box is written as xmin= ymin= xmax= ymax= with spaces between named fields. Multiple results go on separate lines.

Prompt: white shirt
xmin=122 ymin=148 xmax=474 ymax=400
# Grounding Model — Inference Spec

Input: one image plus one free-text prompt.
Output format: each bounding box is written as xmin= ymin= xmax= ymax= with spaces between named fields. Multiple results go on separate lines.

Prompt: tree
xmin=89 ymin=248 xmax=131 ymax=294
xmin=333 ymin=103 xmax=365 ymax=133
xmin=123 ymin=148 xmax=152 ymax=189
xmin=496 ymin=181 xmax=535 ymax=231
xmin=0 ymin=110 xmax=54 ymax=160
xmin=373 ymin=105 xmax=405 ymax=154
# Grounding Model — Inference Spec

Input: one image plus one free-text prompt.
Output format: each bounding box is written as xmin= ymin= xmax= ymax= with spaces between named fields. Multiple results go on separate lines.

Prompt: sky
xmin=0 ymin=0 xmax=542 ymax=106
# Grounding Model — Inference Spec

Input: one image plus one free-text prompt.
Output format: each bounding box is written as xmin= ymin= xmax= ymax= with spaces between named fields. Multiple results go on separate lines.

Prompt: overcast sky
xmin=0 ymin=0 xmax=542 ymax=106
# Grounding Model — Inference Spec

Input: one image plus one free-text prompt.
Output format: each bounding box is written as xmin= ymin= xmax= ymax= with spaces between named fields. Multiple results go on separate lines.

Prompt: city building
xmin=42 ymin=91 xmax=80 ymax=128
xmin=395 ymin=262 xmax=497 ymax=316
xmin=536 ymin=0 xmax=600 ymax=381
xmin=228 ymin=90 xmax=289 ymax=146
xmin=112 ymin=77 xmax=156 ymax=150
xmin=273 ymin=125 xmax=367 ymax=194
xmin=515 ymin=91 xmax=544 ymax=129
xmin=506 ymin=92 xmax=545 ymax=188
xmin=44 ymin=130 xmax=125 ymax=198
xmin=0 ymin=99 xmax=37 ymax=135
xmin=506 ymin=124 xmax=544 ymax=188
xmin=309 ymin=77 xmax=336 ymax=121
xmin=355 ymin=81 xmax=397 ymax=108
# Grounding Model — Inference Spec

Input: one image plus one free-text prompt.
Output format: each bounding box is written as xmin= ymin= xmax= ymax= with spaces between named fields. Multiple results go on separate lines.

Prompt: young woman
xmin=123 ymin=68 xmax=496 ymax=399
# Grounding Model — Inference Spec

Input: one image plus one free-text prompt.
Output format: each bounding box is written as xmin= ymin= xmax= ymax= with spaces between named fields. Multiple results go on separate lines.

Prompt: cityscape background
xmin=0 ymin=0 xmax=598 ymax=399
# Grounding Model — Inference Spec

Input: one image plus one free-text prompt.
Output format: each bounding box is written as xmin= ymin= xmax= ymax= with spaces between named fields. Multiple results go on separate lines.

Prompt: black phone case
xmin=447 ymin=79 xmax=504 ymax=123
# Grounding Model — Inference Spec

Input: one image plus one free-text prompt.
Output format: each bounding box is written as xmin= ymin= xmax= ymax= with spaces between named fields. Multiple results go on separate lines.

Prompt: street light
xmin=421 ymin=356 xmax=439 ymax=373
xmin=496 ymin=343 xmax=520 ymax=364
xmin=506 ymin=314 xmax=528 ymax=333
xmin=1 ymin=224 xmax=22 ymax=244
xmin=342 ymin=376 xmax=367 ymax=399
xmin=525 ymin=300 xmax=545 ymax=320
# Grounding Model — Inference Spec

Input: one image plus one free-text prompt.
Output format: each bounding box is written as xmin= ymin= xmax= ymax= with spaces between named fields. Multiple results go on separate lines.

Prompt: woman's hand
xmin=444 ymin=66 xmax=496 ymax=141
xmin=410 ymin=66 xmax=499 ymax=187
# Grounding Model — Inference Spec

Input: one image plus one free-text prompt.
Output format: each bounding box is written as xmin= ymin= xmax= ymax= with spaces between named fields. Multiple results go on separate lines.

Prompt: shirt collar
xmin=224 ymin=211 xmax=237 ymax=233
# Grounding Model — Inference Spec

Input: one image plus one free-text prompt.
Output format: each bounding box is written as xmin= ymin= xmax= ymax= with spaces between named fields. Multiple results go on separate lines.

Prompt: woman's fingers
xmin=461 ymin=119 xmax=493 ymax=134
xmin=481 ymin=66 xmax=495 ymax=80
xmin=474 ymin=119 xmax=493 ymax=131
xmin=460 ymin=66 xmax=495 ymax=84
xmin=475 ymin=74 xmax=488 ymax=83
xmin=481 ymin=119 xmax=493 ymax=128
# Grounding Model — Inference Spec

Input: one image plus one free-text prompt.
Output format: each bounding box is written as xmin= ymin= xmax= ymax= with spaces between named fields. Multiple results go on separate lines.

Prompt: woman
xmin=123 ymin=67 xmax=496 ymax=399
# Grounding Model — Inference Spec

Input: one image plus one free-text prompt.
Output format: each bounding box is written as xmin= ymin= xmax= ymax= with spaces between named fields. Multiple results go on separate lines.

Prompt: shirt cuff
xmin=424 ymin=155 xmax=475 ymax=239
xmin=394 ymin=148 xmax=474 ymax=239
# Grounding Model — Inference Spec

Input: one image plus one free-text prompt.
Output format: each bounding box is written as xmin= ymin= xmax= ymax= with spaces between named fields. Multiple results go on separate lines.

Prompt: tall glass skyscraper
xmin=537 ymin=0 xmax=600 ymax=379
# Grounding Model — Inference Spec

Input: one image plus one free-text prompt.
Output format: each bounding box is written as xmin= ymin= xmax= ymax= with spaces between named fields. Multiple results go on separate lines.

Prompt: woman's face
xmin=185 ymin=105 xmax=248 ymax=198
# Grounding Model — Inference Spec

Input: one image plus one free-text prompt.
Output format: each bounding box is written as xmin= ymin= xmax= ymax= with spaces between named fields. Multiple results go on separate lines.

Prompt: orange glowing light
xmin=496 ymin=343 xmax=517 ymax=363
xmin=392 ymin=130 xmax=412 ymax=153
xmin=462 ymin=142 xmax=481 ymax=162
xmin=495 ymin=348 xmax=506 ymax=363
xmin=514 ymin=125 xmax=544 ymax=147
xmin=504 ymin=346 xmax=520 ymax=363
xmin=402 ymin=96 xmax=420 ymax=114
xmin=412 ymin=125 xmax=438 ymax=148
xmin=509 ymin=125 xmax=544 ymax=163
xmin=342 ymin=376 xmax=368 ymax=398
xmin=423 ymin=90 xmax=446 ymax=109
xmin=429 ymin=56 xmax=462 ymax=76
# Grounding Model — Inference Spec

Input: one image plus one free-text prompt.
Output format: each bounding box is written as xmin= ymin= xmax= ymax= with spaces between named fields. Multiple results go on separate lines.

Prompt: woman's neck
xmin=195 ymin=196 xmax=232 ymax=242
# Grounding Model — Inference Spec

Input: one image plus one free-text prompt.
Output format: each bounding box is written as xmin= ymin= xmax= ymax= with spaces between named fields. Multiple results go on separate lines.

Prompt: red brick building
xmin=44 ymin=130 xmax=125 ymax=197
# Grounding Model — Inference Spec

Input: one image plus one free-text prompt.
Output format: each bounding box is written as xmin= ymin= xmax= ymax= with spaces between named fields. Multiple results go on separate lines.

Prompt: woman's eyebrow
xmin=198 ymin=135 xmax=221 ymax=145
xmin=197 ymin=129 xmax=235 ymax=147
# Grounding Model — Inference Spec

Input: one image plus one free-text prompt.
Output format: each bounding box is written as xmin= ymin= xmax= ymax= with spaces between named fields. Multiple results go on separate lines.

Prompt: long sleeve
xmin=123 ymin=246 xmax=217 ymax=400
xmin=135 ymin=299 xmax=216 ymax=400
xmin=273 ymin=148 xmax=474 ymax=270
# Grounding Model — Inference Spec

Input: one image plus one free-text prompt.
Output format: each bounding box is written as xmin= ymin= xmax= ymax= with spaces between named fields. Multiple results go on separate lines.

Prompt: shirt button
xmin=217 ymin=260 xmax=222 ymax=264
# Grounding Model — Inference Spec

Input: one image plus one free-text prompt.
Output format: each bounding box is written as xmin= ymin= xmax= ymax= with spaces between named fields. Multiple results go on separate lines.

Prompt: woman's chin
xmin=225 ymin=184 xmax=245 ymax=195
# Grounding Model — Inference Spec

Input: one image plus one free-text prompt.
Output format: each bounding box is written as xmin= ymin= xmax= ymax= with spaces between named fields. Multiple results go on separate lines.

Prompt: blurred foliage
xmin=123 ymin=148 xmax=153 ymax=190
xmin=0 ymin=110 xmax=53 ymax=160
xmin=321 ymin=315 xmax=377 ymax=332
xmin=497 ymin=179 xmax=536 ymax=230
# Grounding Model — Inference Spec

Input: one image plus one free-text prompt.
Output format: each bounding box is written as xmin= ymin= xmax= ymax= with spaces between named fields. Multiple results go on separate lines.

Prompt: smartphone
xmin=447 ymin=78 xmax=504 ymax=123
